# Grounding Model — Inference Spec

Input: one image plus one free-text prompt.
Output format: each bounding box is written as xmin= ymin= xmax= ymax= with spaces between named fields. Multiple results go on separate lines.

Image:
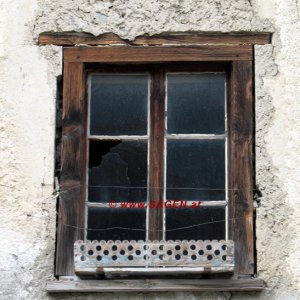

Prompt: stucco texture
xmin=0 ymin=0 xmax=299 ymax=299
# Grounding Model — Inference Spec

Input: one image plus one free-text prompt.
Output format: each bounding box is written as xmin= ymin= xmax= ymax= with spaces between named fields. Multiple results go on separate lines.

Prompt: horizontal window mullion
xmin=88 ymin=135 xmax=149 ymax=140
xmin=166 ymin=134 xmax=227 ymax=140
xmin=86 ymin=201 xmax=227 ymax=208
xmin=86 ymin=202 xmax=145 ymax=208
xmin=164 ymin=200 xmax=227 ymax=207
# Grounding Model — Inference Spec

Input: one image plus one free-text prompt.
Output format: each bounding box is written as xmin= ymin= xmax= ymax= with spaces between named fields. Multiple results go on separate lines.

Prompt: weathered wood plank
xmin=133 ymin=33 xmax=271 ymax=46
xmin=228 ymin=61 xmax=254 ymax=275
xmin=56 ymin=61 xmax=87 ymax=275
xmin=39 ymin=32 xmax=272 ymax=46
xmin=75 ymin=266 xmax=234 ymax=276
xmin=39 ymin=32 xmax=127 ymax=46
xmin=84 ymin=62 xmax=229 ymax=74
xmin=148 ymin=69 xmax=165 ymax=240
xmin=47 ymin=278 xmax=266 ymax=292
xmin=63 ymin=46 xmax=253 ymax=63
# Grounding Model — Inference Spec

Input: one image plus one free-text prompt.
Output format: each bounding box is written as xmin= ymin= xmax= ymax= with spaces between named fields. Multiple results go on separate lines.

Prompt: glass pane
xmin=90 ymin=75 xmax=148 ymax=135
xmin=167 ymin=74 xmax=225 ymax=134
xmin=88 ymin=140 xmax=147 ymax=203
xmin=166 ymin=207 xmax=225 ymax=240
xmin=166 ymin=140 xmax=225 ymax=201
xmin=87 ymin=207 xmax=146 ymax=241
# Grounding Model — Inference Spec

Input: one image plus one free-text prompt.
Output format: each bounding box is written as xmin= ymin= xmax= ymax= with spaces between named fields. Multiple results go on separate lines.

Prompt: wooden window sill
xmin=47 ymin=278 xmax=266 ymax=292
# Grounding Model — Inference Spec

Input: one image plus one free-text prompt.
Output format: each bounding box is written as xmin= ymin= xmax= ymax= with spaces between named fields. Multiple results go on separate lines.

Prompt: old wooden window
xmin=41 ymin=32 xmax=271 ymax=291
xmin=86 ymin=69 xmax=227 ymax=242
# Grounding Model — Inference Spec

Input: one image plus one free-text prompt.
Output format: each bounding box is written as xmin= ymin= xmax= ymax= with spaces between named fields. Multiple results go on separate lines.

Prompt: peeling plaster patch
xmin=252 ymin=0 xmax=276 ymax=19
xmin=95 ymin=12 xmax=109 ymax=22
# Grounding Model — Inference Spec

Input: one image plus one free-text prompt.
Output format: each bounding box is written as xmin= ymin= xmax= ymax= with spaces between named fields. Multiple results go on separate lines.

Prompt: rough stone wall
xmin=0 ymin=0 xmax=299 ymax=299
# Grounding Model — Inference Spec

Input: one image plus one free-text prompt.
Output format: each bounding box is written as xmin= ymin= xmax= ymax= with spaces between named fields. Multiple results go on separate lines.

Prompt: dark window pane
xmin=166 ymin=207 xmax=225 ymax=240
xmin=87 ymin=207 xmax=146 ymax=241
xmin=90 ymin=75 xmax=148 ymax=135
xmin=166 ymin=140 xmax=225 ymax=201
xmin=167 ymin=74 xmax=225 ymax=134
xmin=88 ymin=140 xmax=147 ymax=203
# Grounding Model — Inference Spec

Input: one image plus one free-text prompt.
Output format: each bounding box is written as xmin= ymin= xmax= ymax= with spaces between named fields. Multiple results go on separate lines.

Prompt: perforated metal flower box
xmin=74 ymin=240 xmax=234 ymax=275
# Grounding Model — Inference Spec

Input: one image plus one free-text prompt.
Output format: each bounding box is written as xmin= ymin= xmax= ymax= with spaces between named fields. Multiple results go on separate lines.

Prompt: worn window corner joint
xmin=43 ymin=32 xmax=272 ymax=292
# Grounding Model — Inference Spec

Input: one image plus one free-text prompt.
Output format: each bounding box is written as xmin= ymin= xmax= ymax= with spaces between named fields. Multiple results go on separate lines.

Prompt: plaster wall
xmin=0 ymin=0 xmax=299 ymax=299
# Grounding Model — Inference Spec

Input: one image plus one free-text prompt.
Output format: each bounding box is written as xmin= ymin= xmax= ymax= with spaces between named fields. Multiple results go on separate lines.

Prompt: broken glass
xmin=88 ymin=140 xmax=148 ymax=203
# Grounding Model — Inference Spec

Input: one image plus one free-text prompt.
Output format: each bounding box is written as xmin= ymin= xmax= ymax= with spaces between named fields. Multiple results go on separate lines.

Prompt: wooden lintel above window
xmin=38 ymin=32 xmax=272 ymax=47
xmin=64 ymin=45 xmax=253 ymax=62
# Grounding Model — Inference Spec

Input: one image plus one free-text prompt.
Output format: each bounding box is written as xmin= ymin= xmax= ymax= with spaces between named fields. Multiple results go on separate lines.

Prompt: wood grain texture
xmin=228 ymin=61 xmax=254 ymax=275
xmin=148 ymin=69 xmax=165 ymax=240
xmin=39 ymin=32 xmax=127 ymax=46
xmin=63 ymin=46 xmax=253 ymax=63
xmin=133 ymin=33 xmax=271 ymax=46
xmin=39 ymin=32 xmax=271 ymax=46
xmin=75 ymin=266 xmax=234 ymax=275
xmin=84 ymin=62 xmax=229 ymax=75
xmin=56 ymin=61 xmax=87 ymax=275
xmin=55 ymin=51 xmax=255 ymax=276
xmin=47 ymin=278 xmax=266 ymax=292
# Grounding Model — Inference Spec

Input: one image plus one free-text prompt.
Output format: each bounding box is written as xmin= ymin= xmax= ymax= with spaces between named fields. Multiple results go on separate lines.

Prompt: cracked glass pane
xmin=88 ymin=140 xmax=148 ymax=203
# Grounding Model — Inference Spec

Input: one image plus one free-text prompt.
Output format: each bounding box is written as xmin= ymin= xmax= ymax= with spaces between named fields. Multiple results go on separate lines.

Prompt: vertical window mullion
xmin=148 ymin=68 xmax=166 ymax=240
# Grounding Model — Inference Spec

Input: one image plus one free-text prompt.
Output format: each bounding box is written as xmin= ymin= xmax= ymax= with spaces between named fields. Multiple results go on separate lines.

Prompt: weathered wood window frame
xmin=40 ymin=32 xmax=271 ymax=291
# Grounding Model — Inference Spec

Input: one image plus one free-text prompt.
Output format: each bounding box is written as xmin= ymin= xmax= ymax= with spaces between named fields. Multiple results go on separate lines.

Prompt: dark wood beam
xmin=148 ymin=69 xmax=165 ymax=240
xmin=228 ymin=61 xmax=254 ymax=274
xmin=63 ymin=45 xmax=253 ymax=63
xmin=39 ymin=32 xmax=272 ymax=46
